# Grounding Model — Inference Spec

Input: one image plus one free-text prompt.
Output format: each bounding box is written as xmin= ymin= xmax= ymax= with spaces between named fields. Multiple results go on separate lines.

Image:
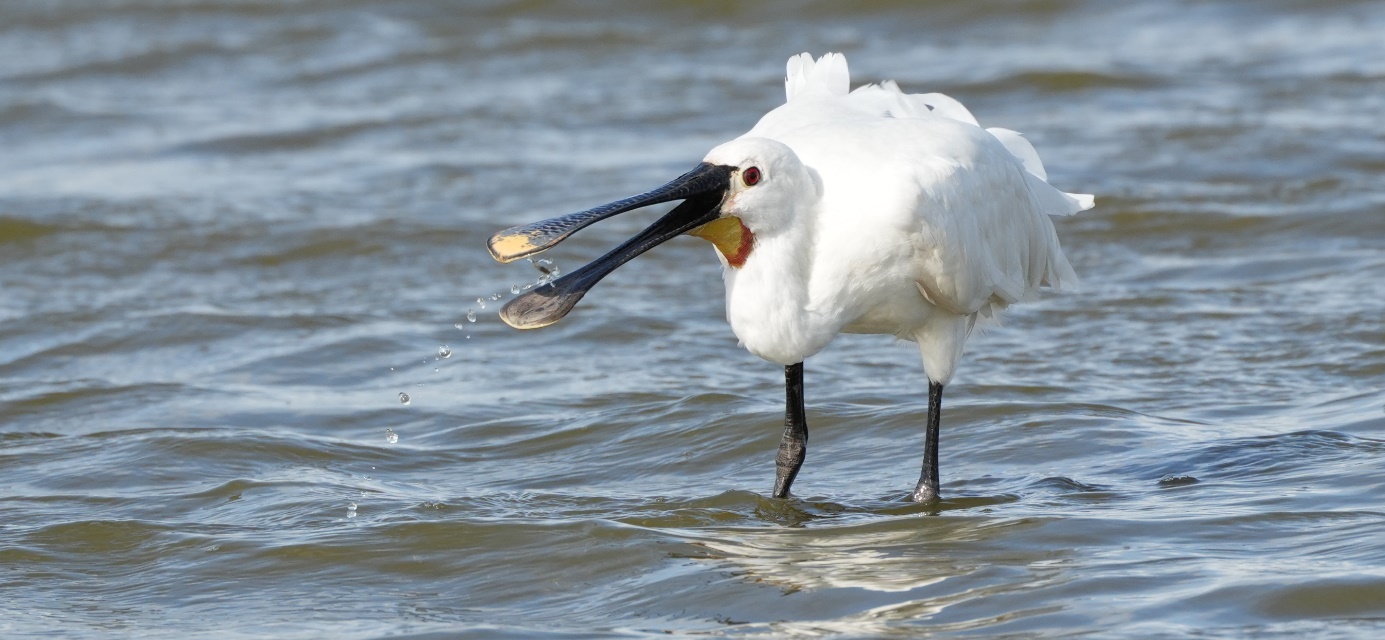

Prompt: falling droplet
xmin=490 ymin=293 xmax=503 ymax=301
xmin=398 ymin=392 xmax=411 ymax=405
xmin=531 ymin=257 xmax=561 ymax=285
xmin=510 ymin=284 xmax=521 ymax=295
xmin=386 ymin=428 xmax=398 ymax=444
xmin=454 ymin=323 xmax=465 ymax=330
xmin=476 ymin=297 xmax=486 ymax=309
xmin=347 ymin=502 xmax=358 ymax=518
xmin=466 ymin=309 xmax=476 ymax=322
xmin=438 ymin=345 xmax=451 ymax=358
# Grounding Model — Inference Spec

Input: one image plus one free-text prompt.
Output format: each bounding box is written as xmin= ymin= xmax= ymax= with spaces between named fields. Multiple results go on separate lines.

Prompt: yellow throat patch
xmin=689 ymin=216 xmax=754 ymax=268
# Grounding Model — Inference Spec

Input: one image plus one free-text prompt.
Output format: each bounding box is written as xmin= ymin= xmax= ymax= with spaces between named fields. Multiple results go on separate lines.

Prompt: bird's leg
xmin=912 ymin=380 xmax=944 ymax=502
xmin=772 ymin=362 xmax=808 ymax=499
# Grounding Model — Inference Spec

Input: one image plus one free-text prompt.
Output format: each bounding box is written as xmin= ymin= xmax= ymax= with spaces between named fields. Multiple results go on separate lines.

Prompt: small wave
xmin=8 ymin=42 xmax=237 ymax=84
xmin=0 ymin=217 xmax=66 ymax=243
xmin=170 ymin=120 xmax=388 ymax=155
xmin=1123 ymin=429 xmax=1385 ymax=486
xmin=960 ymin=69 xmax=1164 ymax=95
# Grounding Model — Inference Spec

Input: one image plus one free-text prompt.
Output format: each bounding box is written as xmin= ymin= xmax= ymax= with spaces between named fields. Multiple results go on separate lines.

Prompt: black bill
xmin=487 ymin=163 xmax=736 ymax=263
xmin=491 ymin=163 xmax=734 ymax=329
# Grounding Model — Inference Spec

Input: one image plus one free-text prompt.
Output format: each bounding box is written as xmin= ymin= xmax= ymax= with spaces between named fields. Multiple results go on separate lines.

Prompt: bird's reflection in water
xmin=662 ymin=494 xmax=1048 ymax=584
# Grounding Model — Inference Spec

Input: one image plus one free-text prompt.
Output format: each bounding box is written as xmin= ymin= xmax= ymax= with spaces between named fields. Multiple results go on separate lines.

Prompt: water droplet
xmin=398 ymin=392 xmax=411 ymax=405
xmin=389 ymin=367 xmax=395 ymax=371
xmin=466 ymin=309 xmax=476 ymax=323
xmin=531 ymin=257 xmax=561 ymax=285
xmin=490 ymin=293 xmax=503 ymax=301
xmin=433 ymin=367 xmax=439 ymax=373
xmin=385 ymin=428 xmax=398 ymax=444
xmin=347 ymin=502 xmax=358 ymax=518
xmin=454 ymin=323 xmax=465 ymax=330
xmin=438 ymin=345 xmax=451 ymax=358
xmin=476 ymin=297 xmax=486 ymax=309
xmin=465 ymin=335 xmax=471 ymax=339
xmin=510 ymin=284 xmax=521 ymax=295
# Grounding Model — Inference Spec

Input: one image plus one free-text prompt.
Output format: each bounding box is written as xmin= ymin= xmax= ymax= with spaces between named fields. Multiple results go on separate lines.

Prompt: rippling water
xmin=4 ymin=1 xmax=1385 ymax=637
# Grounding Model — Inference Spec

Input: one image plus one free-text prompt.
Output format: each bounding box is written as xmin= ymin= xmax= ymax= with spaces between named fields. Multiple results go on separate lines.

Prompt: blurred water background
xmin=3 ymin=1 xmax=1385 ymax=637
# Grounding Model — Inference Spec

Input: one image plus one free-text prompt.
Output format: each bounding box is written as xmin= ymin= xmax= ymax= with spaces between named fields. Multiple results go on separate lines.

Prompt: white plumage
xmin=492 ymin=52 xmax=1092 ymax=501
xmin=705 ymin=52 xmax=1092 ymax=385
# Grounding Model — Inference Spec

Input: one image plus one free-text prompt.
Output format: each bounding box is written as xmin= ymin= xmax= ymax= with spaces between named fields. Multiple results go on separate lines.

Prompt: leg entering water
xmin=912 ymin=380 xmax=943 ymax=502
xmin=773 ymin=362 xmax=808 ymax=499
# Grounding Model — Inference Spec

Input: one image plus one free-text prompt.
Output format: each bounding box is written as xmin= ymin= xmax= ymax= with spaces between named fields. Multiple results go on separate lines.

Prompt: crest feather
xmin=785 ymin=52 xmax=850 ymax=101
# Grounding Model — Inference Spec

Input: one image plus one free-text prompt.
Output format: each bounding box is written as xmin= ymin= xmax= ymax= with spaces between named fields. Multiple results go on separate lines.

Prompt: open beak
xmin=487 ymin=162 xmax=734 ymax=329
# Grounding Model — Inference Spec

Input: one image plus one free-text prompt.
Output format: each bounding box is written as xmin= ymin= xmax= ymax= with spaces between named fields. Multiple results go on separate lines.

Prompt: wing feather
xmin=767 ymin=54 xmax=1091 ymax=317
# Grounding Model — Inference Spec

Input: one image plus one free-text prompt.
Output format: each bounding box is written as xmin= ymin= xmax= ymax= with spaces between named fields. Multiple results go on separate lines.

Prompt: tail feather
xmin=986 ymin=128 xmax=1094 ymax=215
xmin=986 ymin=128 xmax=1047 ymax=181
xmin=1023 ymin=171 xmax=1094 ymax=217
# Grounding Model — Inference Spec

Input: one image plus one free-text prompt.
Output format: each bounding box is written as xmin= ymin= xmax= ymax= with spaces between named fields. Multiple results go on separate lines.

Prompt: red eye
xmin=742 ymin=166 xmax=761 ymax=186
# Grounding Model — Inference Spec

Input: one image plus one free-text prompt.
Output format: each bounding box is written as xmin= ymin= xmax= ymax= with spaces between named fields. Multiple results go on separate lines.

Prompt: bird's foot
xmin=771 ymin=476 xmax=794 ymax=499
xmin=911 ymin=480 xmax=940 ymax=503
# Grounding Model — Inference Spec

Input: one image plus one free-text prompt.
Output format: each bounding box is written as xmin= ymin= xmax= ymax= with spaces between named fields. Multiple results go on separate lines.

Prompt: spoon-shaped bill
xmin=487 ymin=163 xmax=735 ymax=263
xmin=499 ymin=189 xmax=726 ymax=329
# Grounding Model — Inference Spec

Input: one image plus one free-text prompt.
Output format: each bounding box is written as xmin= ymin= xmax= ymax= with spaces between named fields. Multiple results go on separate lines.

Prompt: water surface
xmin=3 ymin=1 xmax=1385 ymax=637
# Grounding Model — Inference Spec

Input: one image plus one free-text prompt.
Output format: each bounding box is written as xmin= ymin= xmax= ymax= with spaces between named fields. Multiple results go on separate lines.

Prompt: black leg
xmin=912 ymin=380 xmax=944 ymax=502
xmin=772 ymin=362 xmax=808 ymax=499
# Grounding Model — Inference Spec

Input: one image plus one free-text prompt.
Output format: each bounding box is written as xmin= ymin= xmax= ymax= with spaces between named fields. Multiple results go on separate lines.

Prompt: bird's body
xmin=489 ymin=53 xmax=1092 ymax=501
xmin=712 ymin=53 xmax=1088 ymax=383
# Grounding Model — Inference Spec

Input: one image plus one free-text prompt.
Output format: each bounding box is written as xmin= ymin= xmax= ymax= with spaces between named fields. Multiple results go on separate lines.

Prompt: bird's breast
xmin=720 ymin=246 xmax=837 ymax=366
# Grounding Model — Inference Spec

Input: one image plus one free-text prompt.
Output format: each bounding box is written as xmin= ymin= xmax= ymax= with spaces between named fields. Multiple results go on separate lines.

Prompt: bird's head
xmin=698 ymin=137 xmax=813 ymax=248
xmin=486 ymin=138 xmax=810 ymax=330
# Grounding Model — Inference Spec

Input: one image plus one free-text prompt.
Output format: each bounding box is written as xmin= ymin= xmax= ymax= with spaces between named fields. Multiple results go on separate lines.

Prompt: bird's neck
xmin=722 ymin=220 xmax=834 ymax=365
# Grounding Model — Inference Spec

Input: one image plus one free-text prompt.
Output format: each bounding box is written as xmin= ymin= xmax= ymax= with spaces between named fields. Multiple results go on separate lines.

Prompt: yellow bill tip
xmin=487 ymin=231 xmax=544 ymax=263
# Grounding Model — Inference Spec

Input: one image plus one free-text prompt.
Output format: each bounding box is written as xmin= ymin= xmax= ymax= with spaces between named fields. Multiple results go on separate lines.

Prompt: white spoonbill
xmin=488 ymin=53 xmax=1093 ymax=502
